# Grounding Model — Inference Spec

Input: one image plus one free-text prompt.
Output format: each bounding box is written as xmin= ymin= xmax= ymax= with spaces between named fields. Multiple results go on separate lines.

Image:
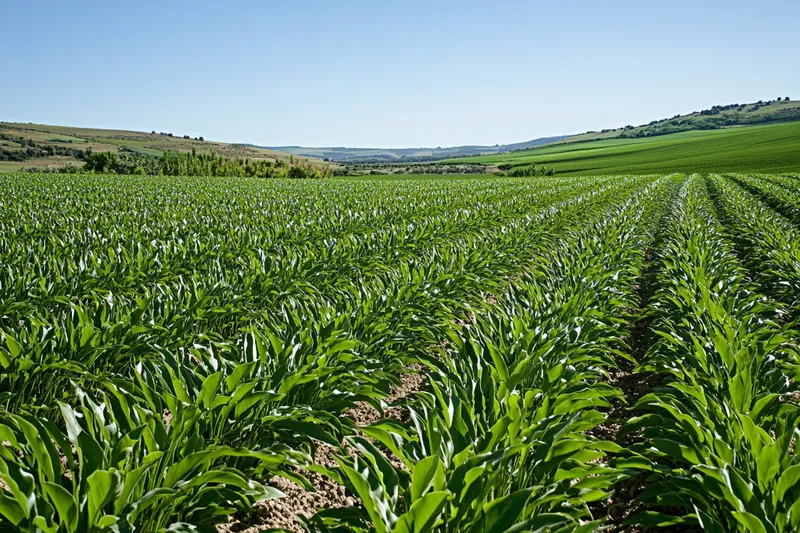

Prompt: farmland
xmin=563 ymin=98 xmax=800 ymax=143
xmin=1 ymin=172 xmax=800 ymax=533
xmin=452 ymin=122 xmax=800 ymax=176
xmin=0 ymin=122 xmax=324 ymax=172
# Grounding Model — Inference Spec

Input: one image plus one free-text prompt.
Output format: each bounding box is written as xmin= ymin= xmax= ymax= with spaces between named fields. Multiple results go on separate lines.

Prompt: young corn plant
xmin=705 ymin=174 xmax=800 ymax=312
xmin=0 ymin=384 xmax=282 ymax=533
xmin=625 ymin=176 xmax=800 ymax=532
xmin=305 ymin=338 xmax=612 ymax=533
xmin=305 ymin=177 xmax=673 ymax=532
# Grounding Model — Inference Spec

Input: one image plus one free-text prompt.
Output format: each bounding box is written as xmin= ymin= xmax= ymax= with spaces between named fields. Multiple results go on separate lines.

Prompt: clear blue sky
xmin=2 ymin=0 xmax=797 ymax=147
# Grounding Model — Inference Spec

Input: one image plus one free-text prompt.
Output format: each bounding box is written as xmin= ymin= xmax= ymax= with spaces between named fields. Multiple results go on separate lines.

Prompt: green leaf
xmin=0 ymin=491 xmax=25 ymax=525
xmin=13 ymin=415 xmax=59 ymax=483
xmin=5 ymin=336 xmax=22 ymax=358
xmin=198 ymin=372 xmax=223 ymax=409
xmin=776 ymin=464 xmax=800 ymax=502
xmin=225 ymin=361 xmax=257 ymax=392
xmin=266 ymin=419 xmax=338 ymax=446
xmin=396 ymin=490 xmax=449 ymax=533
xmin=475 ymin=489 xmax=532 ymax=533
xmin=337 ymin=460 xmax=389 ymax=533
xmin=58 ymin=402 xmax=83 ymax=445
xmin=44 ymin=482 xmax=78 ymax=533
xmin=97 ymin=514 xmax=119 ymax=528
xmin=410 ymin=456 xmax=440 ymax=502
xmin=731 ymin=512 xmax=767 ymax=533
xmin=116 ymin=451 xmax=164 ymax=514
xmin=164 ymin=447 xmax=258 ymax=487
xmin=1 ymin=459 xmax=36 ymax=519
xmin=756 ymin=441 xmax=781 ymax=491
xmin=88 ymin=469 xmax=120 ymax=526
xmin=159 ymin=521 xmax=217 ymax=532
xmin=485 ymin=340 xmax=509 ymax=383
xmin=626 ymin=511 xmax=695 ymax=527
xmin=651 ymin=438 xmax=701 ymax=464
xmin=182 ymin=469 xmax=258 ymax=491
xmin=612 ymin=455 xmax=653 ymax=471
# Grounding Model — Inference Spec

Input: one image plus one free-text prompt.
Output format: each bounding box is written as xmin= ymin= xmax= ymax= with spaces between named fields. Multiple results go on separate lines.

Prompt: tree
xmin=84 ymin=151 xmax=118 ymax=173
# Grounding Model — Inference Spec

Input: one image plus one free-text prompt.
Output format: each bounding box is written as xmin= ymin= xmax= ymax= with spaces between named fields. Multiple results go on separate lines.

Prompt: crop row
xmin=627 ymin=175 xmax=800 ymax=532
xmin=1 ymin=173 xmax=799 ymax=532
xmin=0 ymin=174 xmax=655 ymax=531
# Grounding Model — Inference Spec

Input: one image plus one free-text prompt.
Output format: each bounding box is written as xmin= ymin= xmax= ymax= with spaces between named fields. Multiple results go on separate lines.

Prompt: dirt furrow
xmin=217 ymin=366 xmax=428 ymax=533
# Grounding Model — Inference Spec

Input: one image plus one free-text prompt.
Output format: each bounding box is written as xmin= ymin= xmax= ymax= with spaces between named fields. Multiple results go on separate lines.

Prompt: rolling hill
xmin=0 ymin=122 xmax=323 ymax=172
xmin=561 ymin=98 xmax=800 ymax=144
xmin=3 ymin=97 xmax=798 ymax=173
xmin=452 ymin=121 xmax=800 ymax=176
xmin=272 ymin=98 xmax=800 ymax=164
xmin=265 ymin=136 xmax=568 ymax=162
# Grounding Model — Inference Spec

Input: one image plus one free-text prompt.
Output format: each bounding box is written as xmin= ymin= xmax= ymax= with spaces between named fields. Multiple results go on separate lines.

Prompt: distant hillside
xmin=6 ymin=96 xmax=797 ymax=173
xmin=265 ymin=136 xmax=568 ymax=162
xmin=0 ymin=122 xmax=322 ymax=172
xmin=452 ymin=121 xmax=800 ymax=176
xmin=562 ymin=97 xmax=799 ymax=144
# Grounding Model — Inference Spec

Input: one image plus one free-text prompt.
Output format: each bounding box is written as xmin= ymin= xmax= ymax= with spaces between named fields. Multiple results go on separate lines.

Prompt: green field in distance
xmin=452 ymin=122 xmax=800 ymax=175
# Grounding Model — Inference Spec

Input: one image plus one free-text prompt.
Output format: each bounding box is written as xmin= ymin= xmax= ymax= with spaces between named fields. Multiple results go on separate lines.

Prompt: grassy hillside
xmin=5 ymin=97 xmax=797 ymax=173
xmin=0 ymin=122 xmax=321 ymax=172
xmin=563 ymin=98 xmax=800 ymax=144
xmin=268 ymin=136 xmax=567 ymax=162
xmin=453 ymin=122 xmax=800 ymax=176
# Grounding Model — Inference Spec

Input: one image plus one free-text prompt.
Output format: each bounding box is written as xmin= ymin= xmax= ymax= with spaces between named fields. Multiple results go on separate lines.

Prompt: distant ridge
xmin=260 ymin=136 xmax=568 ymax=162
xmin=0 ymin=121 xmax=320 ymax=173
xmin=5 ymin=97 xmax=796 ymax=173
xmin=559 ymin=97 xmax=799 ymax=144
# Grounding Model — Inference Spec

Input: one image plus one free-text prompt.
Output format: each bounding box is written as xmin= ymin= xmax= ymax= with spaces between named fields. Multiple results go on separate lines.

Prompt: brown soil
xmin=216 ymin=444 xmax=356 ymax=533
xmin=589 ymin=365 xmax=665 ymax=444
xmin=588 ymin=367 xmax=671 ymax=533
xmin=217 ymin=366 xmax=428 ymax=533
xmin=587 ymin=357 xmax=667 ymax=532
xmin=588 ymin=246 xmax=678 ymax=532
xmin=345 ymin=364 xmax=428 ymax=426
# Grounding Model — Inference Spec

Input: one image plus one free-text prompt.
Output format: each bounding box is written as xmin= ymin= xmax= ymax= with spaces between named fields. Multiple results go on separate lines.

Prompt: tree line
xmin=497 ymin=163 xmax=555 ymax=177
xmin=348 ymin=162 xmax=491 ymax=175
xmin=81 ymin=148 xmax=332 ymax=179
xmin=0 ymin=134 xmax=90 ymax=162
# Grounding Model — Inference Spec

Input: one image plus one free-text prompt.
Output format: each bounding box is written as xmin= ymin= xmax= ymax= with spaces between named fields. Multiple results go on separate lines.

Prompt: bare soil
xmin=217 ymin=365 xmax=428 ymax=533
xmin=216 ymin=444 xmax=356 ymax=533
xmin=588 ymin=246 xmax=676 ymax=532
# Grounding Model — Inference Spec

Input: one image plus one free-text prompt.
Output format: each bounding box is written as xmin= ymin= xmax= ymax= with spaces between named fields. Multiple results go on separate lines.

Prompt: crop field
xmin=1 ymin=172 xmax=800 ymax=532
xmin=453 ymin=122 xmax=800 ymax=176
